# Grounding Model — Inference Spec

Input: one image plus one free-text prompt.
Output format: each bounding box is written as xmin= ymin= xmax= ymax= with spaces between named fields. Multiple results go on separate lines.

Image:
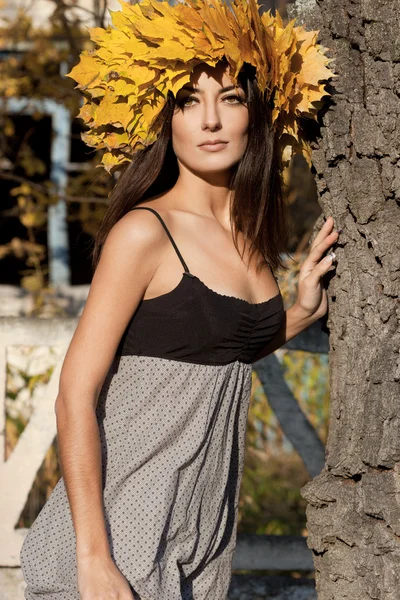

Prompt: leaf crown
xmin=67 ymin=0 xmax=336 ymax=183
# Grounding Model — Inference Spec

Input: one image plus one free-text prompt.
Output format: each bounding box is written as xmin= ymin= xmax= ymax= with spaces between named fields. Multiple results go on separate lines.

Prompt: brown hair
xmin=91 ymin=61 xmax=290 ymax=275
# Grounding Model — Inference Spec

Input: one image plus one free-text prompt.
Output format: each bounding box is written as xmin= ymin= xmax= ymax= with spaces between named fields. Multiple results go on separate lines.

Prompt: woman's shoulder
xmin=109 ymin=202 xmax=173 ymax=252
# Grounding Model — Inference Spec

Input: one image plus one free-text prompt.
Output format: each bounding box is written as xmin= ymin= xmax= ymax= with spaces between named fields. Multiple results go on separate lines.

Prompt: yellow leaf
xmin=96 ymin=91 xmax=133 ymax=128
xmin=10 ymin=183 xmax=31 ymax=196
xmin=168 ymin=70 xmax=191 ymax=96
xmin=102 ymin=151 xmax=130 ymax=173
xmin=21 ymin=274 xmax=43 ymax=292
xmin=78 ymin=101 xmax=97 ymax=123
xmin=141 ymin=99 xmax=163 ymax=127
xmin=105 ymin=131 xmax=130 ymax=148
xmin=4 ymin=118 xmax=15 ymax=137
xmin=81 ymin=131 xmax=106 ymax=147
xmin=66 ymin=54 xmax=107 ymax=90
xmin=89 ymin=27 xmax=108 ymax=44
xmin=110 ymin=78 xmax=139 ymax=98
xmin=21 ymin=211 xmax=47 ymax=228
xmin=297 ymin=43 xmax=336 ymax=87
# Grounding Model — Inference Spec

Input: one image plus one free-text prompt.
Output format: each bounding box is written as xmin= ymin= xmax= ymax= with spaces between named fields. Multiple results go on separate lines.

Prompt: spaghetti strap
xmin=130 ymin=206 xmax=191 ymax=274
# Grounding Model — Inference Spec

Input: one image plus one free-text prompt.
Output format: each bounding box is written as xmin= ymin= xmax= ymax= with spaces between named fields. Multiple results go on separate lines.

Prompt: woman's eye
xmin=223 ymin=94 xmax=243 ymax=104
xmin=181 ymin=95 xmax=198 ymax=107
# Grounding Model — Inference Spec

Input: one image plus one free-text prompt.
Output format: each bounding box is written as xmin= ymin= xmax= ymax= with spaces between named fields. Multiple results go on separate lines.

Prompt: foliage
xmin=0 ymin=7 xmax=80 ymax=107
xmin=0 ymin=4 xmax=112 ymax=300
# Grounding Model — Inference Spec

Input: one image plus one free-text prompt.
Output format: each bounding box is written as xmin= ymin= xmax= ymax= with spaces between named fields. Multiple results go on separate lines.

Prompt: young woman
xmin=20 ymin=59 xmax=338 ymax=600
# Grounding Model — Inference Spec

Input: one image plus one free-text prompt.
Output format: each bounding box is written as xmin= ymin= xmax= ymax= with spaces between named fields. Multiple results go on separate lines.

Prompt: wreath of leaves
xmin=67 ymin=0 xmax=336 ymax=182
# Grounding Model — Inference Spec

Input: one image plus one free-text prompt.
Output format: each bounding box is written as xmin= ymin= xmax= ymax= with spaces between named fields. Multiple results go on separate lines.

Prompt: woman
xmin=20 ymin=8 xmax=338 ymax=600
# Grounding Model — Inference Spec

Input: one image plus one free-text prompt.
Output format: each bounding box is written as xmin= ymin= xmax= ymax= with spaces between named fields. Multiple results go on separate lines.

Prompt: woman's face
xmin=171 ymin=61 xmax=249 ymax=176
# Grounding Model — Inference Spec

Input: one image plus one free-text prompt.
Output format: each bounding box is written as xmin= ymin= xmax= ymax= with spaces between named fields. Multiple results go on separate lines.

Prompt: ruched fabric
xmin=117 ymin=272 xmax=284 ymax=366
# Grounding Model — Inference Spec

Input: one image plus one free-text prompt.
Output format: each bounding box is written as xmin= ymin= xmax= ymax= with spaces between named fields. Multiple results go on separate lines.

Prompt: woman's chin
xmin=187 ymin=158 xmax=242 ymax=174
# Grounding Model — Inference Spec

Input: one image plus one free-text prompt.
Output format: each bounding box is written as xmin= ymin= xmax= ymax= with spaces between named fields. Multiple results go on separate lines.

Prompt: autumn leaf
xmin=20 ymin=211 xmax=47 ymax=228
xmin=67 ymin=53 xmax=107 ymax=90
xmin=21 ymin=274 xmax=43 ymax=292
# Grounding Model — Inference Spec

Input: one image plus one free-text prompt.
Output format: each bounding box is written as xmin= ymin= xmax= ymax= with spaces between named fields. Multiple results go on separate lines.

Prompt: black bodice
xmin=116 ymin=207 xmax=285 ymax=366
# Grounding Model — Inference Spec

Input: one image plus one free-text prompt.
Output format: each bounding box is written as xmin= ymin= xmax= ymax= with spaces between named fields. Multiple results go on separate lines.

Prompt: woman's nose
xmin=201 ymin=101 xmax=222 ymax=131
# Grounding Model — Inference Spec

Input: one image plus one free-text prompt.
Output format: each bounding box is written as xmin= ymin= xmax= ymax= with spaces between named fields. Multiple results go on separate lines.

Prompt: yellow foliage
xmin=10 ymin=183 xmax=32 ymax=197
xmin=20 ymin=211 xmax=47 ymax=228
xmin=4 ymin=118 xmax=15 ymax=137
xmin=66 ymin=0 xmax=336 ymax=176
xmin=0 ymin=10 xmax=84 ymax=114
xmin=21 ymin=274 xmax=43 ymax=292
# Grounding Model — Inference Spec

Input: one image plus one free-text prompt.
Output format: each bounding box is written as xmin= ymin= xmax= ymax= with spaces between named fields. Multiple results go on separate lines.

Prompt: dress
xmin=20 ymin=206 xmax=285 ymax=600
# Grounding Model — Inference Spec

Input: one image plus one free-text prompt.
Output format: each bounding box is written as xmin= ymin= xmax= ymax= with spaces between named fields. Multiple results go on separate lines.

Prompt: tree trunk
xmin=286 ymin=0 xmax=400 ymax=598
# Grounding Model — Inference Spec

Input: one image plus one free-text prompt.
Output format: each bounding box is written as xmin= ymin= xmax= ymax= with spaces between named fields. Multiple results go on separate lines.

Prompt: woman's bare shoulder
xmin=109 ymin=203 xmax=173 ymax=249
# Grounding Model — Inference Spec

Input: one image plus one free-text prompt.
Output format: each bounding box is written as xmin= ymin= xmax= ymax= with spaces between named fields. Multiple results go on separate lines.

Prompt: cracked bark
xmin=286 ymin=0 xmax=400 ymax=598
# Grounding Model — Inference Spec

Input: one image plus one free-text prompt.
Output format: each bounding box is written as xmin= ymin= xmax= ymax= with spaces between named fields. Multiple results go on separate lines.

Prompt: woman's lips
xmin=198 ymin=142 xmax=228 ymax=152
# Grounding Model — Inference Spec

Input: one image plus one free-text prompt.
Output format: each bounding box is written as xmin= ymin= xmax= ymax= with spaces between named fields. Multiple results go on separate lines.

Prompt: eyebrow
xmin=180 ymin=84 xmax=244 ymax=93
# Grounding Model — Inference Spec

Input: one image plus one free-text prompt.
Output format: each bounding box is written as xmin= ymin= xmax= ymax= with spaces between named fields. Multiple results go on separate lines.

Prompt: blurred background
xmin=1 ymin=1 xmax=327 ymax=598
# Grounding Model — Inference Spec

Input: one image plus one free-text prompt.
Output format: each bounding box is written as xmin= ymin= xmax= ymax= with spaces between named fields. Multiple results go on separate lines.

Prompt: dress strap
xmin=130 ymin=206 xmax=191 ymax=274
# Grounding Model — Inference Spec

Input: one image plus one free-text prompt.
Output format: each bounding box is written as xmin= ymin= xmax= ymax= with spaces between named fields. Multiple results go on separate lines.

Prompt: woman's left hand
xmin=294 ymin=215 xmax=339 ymax=320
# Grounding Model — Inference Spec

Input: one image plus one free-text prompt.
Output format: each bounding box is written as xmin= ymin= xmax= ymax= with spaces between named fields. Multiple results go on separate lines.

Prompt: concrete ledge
xmin=233 ymin=534 xmax=314 ymax=571
xmin=0 ymin=568 xmax=26 ymax=600
xmin=228 ymin=574 xmax=316 ymax=599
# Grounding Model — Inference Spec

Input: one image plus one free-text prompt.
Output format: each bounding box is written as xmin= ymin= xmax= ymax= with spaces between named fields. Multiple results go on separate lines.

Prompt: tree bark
xmin=286 ymin=0 xmax=400 ymax=598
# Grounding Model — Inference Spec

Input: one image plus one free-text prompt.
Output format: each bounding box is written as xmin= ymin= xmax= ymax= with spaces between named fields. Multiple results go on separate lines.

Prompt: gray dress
xmin=20 ymin=206 xmax=285 ymax=600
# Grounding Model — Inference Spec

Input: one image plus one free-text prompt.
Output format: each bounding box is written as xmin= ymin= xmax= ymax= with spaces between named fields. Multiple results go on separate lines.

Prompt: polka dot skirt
xmin=20 ymin=354 xmax=253 ymax=599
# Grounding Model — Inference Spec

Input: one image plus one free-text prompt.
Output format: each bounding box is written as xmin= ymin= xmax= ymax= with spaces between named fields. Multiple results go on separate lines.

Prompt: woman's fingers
xmin=310 ymin=245 xmax=337 ymax=288
xmin=295 ymin=216 xmax=339 ymax=318
xmin=299 ymin=217 xmax=339 ymax=283
xmin=311 ymin=230 xmax=339 ymax=263
xmin=307 ymin=220 xmax=339 ymax=265
xmin=318 ymin=249 xmax=337 ymax=284
xmin=309 ymin=216 xmax=336 ymax=253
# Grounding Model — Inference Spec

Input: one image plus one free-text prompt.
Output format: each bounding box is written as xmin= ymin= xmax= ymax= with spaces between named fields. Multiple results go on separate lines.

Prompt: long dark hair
xmin=91 ymin=61 xmax=290 ymax=275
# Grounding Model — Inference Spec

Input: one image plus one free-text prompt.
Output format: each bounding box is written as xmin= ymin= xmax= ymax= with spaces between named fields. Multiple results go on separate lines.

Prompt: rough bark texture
xmin=287 ymin=0 xmax=400 ymax=598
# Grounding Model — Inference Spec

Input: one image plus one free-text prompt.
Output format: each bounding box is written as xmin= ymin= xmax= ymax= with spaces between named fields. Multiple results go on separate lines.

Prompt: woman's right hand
xmin=78 ymin=554 xmax=135 ymax=600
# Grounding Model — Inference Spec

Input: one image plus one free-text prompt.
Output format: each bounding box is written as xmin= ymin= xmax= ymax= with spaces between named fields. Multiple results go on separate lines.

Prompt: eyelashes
xmin=177 ymin=94 xmax=247 ymax=107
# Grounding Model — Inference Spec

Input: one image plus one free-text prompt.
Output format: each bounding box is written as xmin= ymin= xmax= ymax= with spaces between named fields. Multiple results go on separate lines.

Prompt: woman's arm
xmin=252 ymin=216 xmax=339 ymax=364
xmin=252 ymin=302 xmax=320 ymax=363
xmin=53 ymin=209 xmax=170 ymax=595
